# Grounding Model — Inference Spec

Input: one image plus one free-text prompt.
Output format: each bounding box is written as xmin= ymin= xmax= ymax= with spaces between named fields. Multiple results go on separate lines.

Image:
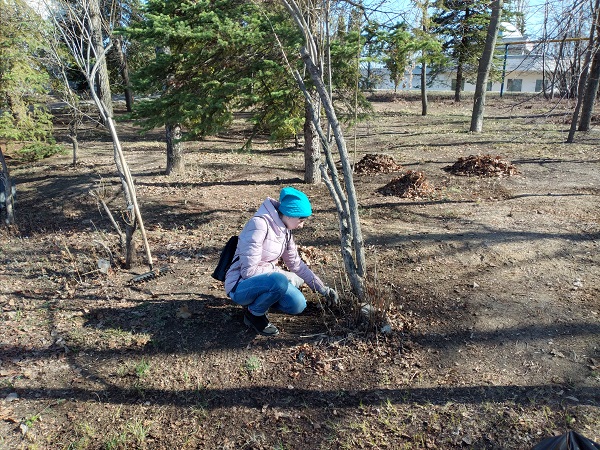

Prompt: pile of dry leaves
xmin=378 ymin=170 xmax=434 ymax=198
xmin=443 ymin=154 xmax=519 ymax=177
xmin=297 ymin=245 xmax=332 ymax=266
xmin=355 ymin=153 xmax=403 ymax=175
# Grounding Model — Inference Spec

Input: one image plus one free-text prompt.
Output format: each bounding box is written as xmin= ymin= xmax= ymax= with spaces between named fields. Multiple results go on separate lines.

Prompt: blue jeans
xmin=230 ymin=272 xmax=306 ymax=316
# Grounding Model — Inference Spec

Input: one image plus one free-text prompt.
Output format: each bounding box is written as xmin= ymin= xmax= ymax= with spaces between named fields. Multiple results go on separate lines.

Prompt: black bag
xmin=211 ymin=235 xmax=239 ymax=281
xmin=532 ymin=431 xmax=600 ymax=450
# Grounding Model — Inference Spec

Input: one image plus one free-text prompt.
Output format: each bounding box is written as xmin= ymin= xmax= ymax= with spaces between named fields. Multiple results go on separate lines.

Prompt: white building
xmin=368 ymin=23 xmax=554 ymax=94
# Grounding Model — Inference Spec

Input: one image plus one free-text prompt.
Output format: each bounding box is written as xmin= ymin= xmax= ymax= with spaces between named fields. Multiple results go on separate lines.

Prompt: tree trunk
xmin=92 ymin=48 xmax=153 ymax=270
xmin=579 ymin=50 xmax=600 ymax=131
xmin=89 ymin=0 xmax=113 ymax=118
xmin=470 ymin=0 xmax=503 ymax=132
xmin=281 ymin=0 xmax=366 ymax=300
xmin=303 ymin=94 xmax=321 ymax=184
xmin=542 ymin=0 xmax=549 ymax=99
xmin=166 ymin=123 xmax=184 ymax=175
xmin=421 ymin=61 xmax=428 ymax=115
xmin=550 ymin=36 xmax=567 ymax=100
xmin=567 ymin=0 xmax=600 ymax=143
xmin=454 ymin=61 xmax=464 ymax=102
xmin=69 ymin=120 xmax=79 ymax=166
xmin=0 ymin=147 xmax=15 ymax=225
xmin=421 ymin=2 xmax=429 ymax=116
xmin=113 ymin=37 xmax=134 ymax=112
xmin=454 ymin=7 xmax=472 ymax=103
xmin=571 ymin=37 xmax=582 ymax=98
xmin=299 ymin=47 xmax=366 ymax=300
xmin=125 ymin=219 xmax=138 ymax=268
xmin=579 ymin=12 xmax=600 ymax=131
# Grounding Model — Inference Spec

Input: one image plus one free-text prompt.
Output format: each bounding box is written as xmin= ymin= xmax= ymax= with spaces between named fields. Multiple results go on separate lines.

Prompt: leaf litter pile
xmin=378 ymin=170 xmax=434 ymax=198
xmin=443 ymin=154 xmax=519 ymax=177
xmin=354 ymin=153 xmax=403 ymax=175
xmin=297 ymin=245 xmax=332 ymax=266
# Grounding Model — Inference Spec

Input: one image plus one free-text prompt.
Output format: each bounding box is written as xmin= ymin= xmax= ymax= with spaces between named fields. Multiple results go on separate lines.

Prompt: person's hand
xmin=288 ymin=272 xmax=304 ymax=288
xmin=324 ymin=287 xmax=339 ymax=307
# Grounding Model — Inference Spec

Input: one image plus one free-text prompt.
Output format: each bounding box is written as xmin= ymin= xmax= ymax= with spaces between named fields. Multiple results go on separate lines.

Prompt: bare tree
xmin=281 ymin=0 xmax=366 ymax=301
xmin=50 ymin=0 xmax=153 ymax=270
xmin=112 ymin=36 xmax=134 ymax=112
xmin=470 ymin=0 xmax=503 ymax=132
xmin=541 ymin=0 xmax=588 ymax=99
xmin=303 ymin=94 xmax=321 ymax=184
xmin=89 ymin=0 xmax=113 ymax=118
xmin=567 ymin=0 xmax=600 ymax=143
xmin=46 ymin=23 xmax=84 ymax=166
xmin=578 ymin=11 xmax=600 ymax=131
xmin=301 ymin=1 xmax=323 ymax=184
xmin=419 ymin=1 xmax=430 ymax=116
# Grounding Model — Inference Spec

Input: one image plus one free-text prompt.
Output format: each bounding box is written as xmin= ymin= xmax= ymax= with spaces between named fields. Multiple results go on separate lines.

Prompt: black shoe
xmin=244 ymin=310 xmax=279 ymax=336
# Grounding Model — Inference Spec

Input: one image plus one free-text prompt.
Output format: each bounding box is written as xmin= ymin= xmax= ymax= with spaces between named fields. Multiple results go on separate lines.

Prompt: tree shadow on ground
xmin=2 ymin=290 xmax=598 ymax=406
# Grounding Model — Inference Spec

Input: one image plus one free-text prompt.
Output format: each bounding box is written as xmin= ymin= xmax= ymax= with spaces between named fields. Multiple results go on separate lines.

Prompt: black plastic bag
xmin=211 ymin=235 xmax=238 ymax=281
xmin=532 ymin=431 xmax=600 ymax=450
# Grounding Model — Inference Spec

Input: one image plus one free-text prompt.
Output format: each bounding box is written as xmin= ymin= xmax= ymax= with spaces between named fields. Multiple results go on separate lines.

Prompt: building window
xmin=535 ymin=79 xmax=554 ymax=93
xmin=486 ymin=81 xmax=493 ymax=91
xmin=451 ymin=79 xmax=465 ymax=91
xmin=535 ymin=79 xmax=543 ymax=92
xmin=507 ymin=79 xmax=522 ymax=92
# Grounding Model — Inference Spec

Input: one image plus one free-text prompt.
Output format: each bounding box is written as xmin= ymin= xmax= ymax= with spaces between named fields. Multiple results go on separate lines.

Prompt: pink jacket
xmin=224 ymin=197 xmax=327 ymax=296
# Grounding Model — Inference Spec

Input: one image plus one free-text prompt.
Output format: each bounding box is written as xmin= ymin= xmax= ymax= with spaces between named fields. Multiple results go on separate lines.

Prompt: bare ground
xmin=1 ymin=94 xmax=599 ymax=449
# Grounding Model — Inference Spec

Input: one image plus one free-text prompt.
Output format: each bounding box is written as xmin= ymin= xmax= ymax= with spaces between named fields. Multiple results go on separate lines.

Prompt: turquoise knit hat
xmin=279 ymin=187 xmax=312 ymax=218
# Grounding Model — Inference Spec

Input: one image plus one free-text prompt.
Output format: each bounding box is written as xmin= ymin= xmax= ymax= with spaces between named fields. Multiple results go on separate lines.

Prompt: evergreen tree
xmin=107 ymin=0 xmax=147 ymax=112
xmin=125 ymin=0 xmax=371 ymax=175
xmin=432 ymin=0 xmax=492 ymax=102
xmin=413 ymin=0 xmax=445 ymax=115
xmin=382 ymin=23 xmax=417 ymax=92
xmin=126 ymin=1 xmax=303 ymax=157
xmin=360 ymin=20 xmax=387 ymax=90
xmin=0 ymin=0 xmax=61 ymax=160
xmin=329 ymin=15 xmax=371 ymax=117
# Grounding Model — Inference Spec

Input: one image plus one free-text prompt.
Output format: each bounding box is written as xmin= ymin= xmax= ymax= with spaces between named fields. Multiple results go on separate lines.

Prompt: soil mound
xmin=355 ymin=153 xmax=403 ymax=175
xmin=443 ymin=154 xmax=519 ymax=177
xmin=378 ymin=170 xmax=434 ymax=198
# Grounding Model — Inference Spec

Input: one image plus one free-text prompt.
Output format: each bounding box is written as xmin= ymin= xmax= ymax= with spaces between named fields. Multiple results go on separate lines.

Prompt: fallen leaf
xmin=176 ymin=305 xmax=192 ymax=319
xmin=0 ymin=406 xmax=17 ymax=423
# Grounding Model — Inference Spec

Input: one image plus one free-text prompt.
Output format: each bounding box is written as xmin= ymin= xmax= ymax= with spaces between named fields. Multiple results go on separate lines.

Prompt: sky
xmin=27 ymin=0 xmax=580 ymax=41
xmin=361 ymin=0 xmax=565 ymax=40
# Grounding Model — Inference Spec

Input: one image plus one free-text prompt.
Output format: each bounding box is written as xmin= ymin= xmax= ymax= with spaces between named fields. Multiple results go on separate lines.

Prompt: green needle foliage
xmin=0 ymin=0 xmax=63 ymax=160
xmin=431 ymin=0 xmax=514 ymax=89
xmin=125 ymin=0 xmax=306 ymax=146
xmin=382 ymin=23 xmax=418 ymax=93
xmin=125 ymin=0 xmax=371 ymax=147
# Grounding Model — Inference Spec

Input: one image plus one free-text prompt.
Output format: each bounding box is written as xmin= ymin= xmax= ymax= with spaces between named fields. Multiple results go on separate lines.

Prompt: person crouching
xmin=224 ymin=186 xmax=339 ymax=336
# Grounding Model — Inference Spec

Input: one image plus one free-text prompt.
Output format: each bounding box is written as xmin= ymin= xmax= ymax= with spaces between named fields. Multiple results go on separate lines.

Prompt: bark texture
xmin=470 ymin=0 xmax=503 ymax=132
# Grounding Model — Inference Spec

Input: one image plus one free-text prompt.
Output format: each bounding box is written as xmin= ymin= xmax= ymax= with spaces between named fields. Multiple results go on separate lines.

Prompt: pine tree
xmin=0 ymin=0 xmax=60 ymax=160
xmin=125 ymin=0 xmax=371 ymax=175
xmin=126 ymin=0 xmax=304 ymax=168
xmin=382 ymin=23 xmax=417 ymax=93
xmin=432 ymin=0 xmax=492 ymax=102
